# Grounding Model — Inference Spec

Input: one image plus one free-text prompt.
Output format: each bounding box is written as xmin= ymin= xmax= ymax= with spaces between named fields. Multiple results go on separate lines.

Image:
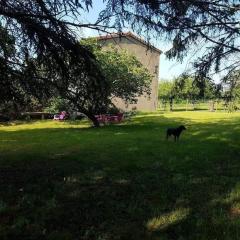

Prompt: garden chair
xmin=53 ymin=111 xmax=68 ymax=120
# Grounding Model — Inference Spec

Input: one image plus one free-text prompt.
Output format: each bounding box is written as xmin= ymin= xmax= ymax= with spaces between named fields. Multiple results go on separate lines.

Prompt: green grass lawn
xmin=1 ymin=111 xmax=240 ymax=240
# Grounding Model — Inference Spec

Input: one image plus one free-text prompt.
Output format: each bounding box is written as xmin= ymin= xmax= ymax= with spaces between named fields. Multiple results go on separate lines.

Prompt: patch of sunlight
xmin=92 ymin=170 xmax=106 ymax=181
xmin=93 ymin=175 xmax=105 ymax=181
xmin=127 ymin=120 xmax=142 ymax=124
xmin=224 ymin=183 xmax=240 ymax=204
xmin=222 ymin=183 xmax=240 ymax=218
xmin=163 ymin=111 xmax=240 ymax=124
xmin=64 ymin=176 xmax=81 ymax=183
xmin=230 ymin=202 xmax=240 ymax=219
xmin=206 ymin=136 xmax=228 ymax=141
xmin=191 ymin=131 xmax=203 ymax=136
xmin=146 ymin=208 xmax=190 ymax=232
xmin=50 ymin=152 xmax=69 ymax=160
xmin=127 ymin=146 xmax=139 ymax=152
xmin=210 ymin=183 xmax=240 ymax=214
xmin=114 ymin=132 xmax=128 ymax=135
xmin=115 ymin=178 xmax=130 ymax=184
xmin=135 ymin=113 xmax=162 ymax=118
xmin=0 ymin=120 xmax=90 ymax=132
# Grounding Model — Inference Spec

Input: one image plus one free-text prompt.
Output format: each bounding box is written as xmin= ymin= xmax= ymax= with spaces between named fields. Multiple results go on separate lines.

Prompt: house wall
xmin=98 ymin=36 xmax=160 ymax=112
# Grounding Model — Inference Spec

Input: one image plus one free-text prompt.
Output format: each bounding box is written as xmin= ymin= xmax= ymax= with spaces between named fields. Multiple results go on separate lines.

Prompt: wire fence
xmin=158 ymin=100 xmax=240 ymax=112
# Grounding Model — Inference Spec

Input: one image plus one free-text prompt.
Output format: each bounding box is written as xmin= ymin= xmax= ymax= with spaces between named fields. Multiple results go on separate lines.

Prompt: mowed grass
xmin=0 ymin=111 xmax=240 ymax=240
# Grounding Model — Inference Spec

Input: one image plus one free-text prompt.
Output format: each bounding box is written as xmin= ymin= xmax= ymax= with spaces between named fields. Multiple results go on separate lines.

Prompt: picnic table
xmin=22 ymin=112 xmax=52 ymax=120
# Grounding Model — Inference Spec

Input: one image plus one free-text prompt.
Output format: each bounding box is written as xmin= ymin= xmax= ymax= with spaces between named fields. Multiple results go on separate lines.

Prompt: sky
xmin=77 ymin=1 xmax=212 ymax=82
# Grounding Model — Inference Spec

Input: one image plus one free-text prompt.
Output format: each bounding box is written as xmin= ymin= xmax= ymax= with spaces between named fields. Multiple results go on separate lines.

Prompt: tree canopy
xmin=50 ymin=39 xmax=152 ymax=126
xmin=158 ymin=74 xmax=221 ymax=106
xmin=1 ymin=0 xmax=240 ymax=121
xmin=1 ymin=0 xmax=240 ymax=82
xmin=0 ymin=0 xmax=113 ymax=123
xmin=83 ymin=40 xmax=152 ymax=104
xmin=222 ymin=70 xmax=240 ymax=102
xmin=101 ymin=0 xmax=240 ymax=82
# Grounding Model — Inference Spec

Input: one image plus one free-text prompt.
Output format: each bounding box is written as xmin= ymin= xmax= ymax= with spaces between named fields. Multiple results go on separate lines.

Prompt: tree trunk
xmin=163 ymin=101 xmax=167 ymax=111
xmin=76 ymin=107 xmax=100 ymax=127
xmin=186 ymin=99 xmax=189 ymax=111
xmin=84 ymin=112 xmax=100 ymax=127
xmin=169 ymin=98 xmax=173 ymax=111
xmin=192 ymin=100 xmax=195 ymax=110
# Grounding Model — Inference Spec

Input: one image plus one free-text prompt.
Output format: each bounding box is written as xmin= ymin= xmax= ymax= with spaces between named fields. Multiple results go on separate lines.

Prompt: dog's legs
xmin=166 ymin=131 xmax=170 ymax=140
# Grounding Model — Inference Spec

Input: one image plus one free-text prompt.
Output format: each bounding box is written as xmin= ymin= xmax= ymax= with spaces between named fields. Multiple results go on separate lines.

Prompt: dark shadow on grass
xmin=0 ymin=114 xmax=240 ymax=239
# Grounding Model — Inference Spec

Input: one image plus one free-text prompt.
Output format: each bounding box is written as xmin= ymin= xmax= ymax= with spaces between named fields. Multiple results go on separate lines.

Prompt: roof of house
xmin=95 ymin=32 xmax=162 ymax=54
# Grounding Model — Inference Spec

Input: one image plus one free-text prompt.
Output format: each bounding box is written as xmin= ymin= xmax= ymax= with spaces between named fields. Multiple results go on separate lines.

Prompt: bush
xmin=44 ymin=97 xmax=70 ymax=114
xmin=227 ymin=101 xmax=239 ymax=112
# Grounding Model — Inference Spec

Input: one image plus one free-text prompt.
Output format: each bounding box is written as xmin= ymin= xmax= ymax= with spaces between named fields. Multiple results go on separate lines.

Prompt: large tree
xmin=1 ymin=0 xmax=240 ymax=121
xmin=0 ymin=25 xmax=35 ymax=117
xmin=174 ymin=75 xmax=200 ymax=110
xmin=43 ymin=40 xmax=152 ymax=126
xmin=158 ymin=80 xmax=176 ymax=111
xmin=222 ymin=70 xmax=240 ymax=102
xmin=0 ymin=1 xmax=109 ymax=119
xmin=84 ymin=40 xmax=152 ymax=105
xmin=0 ymin=1 xmax=152 ymax=126
xmin=2 ymin=1 xmax=240 ymax=83
xmin=101 ymin=0 xmax=240 ymax=85
xmin=158 ymin=74 xmax=221 ymax=110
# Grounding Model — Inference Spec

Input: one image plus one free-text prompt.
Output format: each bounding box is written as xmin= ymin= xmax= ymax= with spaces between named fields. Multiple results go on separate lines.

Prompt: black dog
xmin=166 ymin=125 xmax=186 ymax=141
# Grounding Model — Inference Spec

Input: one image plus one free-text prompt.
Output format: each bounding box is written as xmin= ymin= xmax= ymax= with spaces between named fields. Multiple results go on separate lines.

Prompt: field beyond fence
xmin=159 ymin=100 xmax=240 ymax=112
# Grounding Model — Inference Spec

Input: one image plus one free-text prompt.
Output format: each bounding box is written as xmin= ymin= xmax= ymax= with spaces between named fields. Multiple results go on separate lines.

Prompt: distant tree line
xmin=158 ymin=73 xmax=240 ymax=111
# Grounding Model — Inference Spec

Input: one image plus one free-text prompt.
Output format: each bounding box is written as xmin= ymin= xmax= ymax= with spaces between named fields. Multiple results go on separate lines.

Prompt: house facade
xmin=96 ymin=32 xmax=162 ymax=112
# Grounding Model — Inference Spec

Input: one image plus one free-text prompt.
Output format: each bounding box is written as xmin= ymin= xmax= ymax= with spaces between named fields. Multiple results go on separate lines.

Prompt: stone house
xmin=96 ymin=32 xmax=162 ymax=112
